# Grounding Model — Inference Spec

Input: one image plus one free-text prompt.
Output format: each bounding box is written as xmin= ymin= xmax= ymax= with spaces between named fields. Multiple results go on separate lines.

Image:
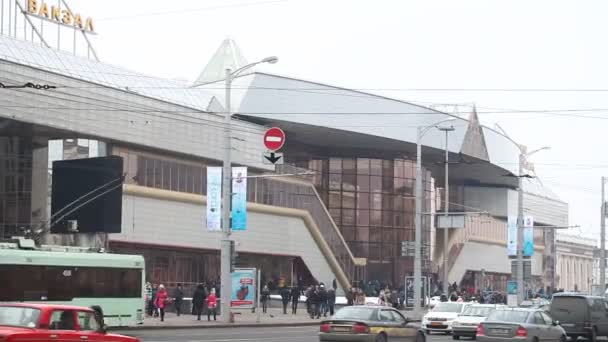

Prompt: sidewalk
xmin=122 ymin=307 xmax=321 ymax=330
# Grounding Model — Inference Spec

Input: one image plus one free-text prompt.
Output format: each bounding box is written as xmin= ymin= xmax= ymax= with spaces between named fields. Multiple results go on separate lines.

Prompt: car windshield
xmin=433 ymin=302 xmax=463 ymax=313
xmin=0 ymin=306 xmax=40 ymax=328
xmin=487 ymin=310 xmax=530 ymax=323
xmin=333 ymin=307 xmax=376 ymax=320
xmin=462 ymin=306 xmax=493 ymax=317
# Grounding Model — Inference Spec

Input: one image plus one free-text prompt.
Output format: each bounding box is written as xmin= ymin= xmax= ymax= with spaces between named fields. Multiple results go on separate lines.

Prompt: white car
xmin=429 ymin=296 xmax=441 ymax=309
xmin=451 ymin=304 xmax=505 ymax=340
xmin=422 ymin=301 xmax=471 ymax=334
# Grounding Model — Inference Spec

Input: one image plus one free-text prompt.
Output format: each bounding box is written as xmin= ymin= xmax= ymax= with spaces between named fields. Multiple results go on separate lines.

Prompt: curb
xmin=110 ymin=321 xmax=320 ymax=331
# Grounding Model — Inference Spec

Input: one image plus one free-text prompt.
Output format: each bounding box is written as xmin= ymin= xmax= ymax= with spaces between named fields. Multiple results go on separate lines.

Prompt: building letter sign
xmin=27 ymin=0 xmax=95 ymax=33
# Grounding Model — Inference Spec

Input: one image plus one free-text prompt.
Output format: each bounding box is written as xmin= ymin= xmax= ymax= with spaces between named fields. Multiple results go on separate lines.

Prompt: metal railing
xmin=246 ymin=167 xmax=361 ymax=286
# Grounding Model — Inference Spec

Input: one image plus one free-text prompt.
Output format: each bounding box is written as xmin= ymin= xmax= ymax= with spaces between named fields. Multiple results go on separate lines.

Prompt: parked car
xmin=319 ymin=305 xmax=417 ymax=341
xmin=477 ymin=307 xmax=566 ymax=342
xmin=452 ymin=304 xmax=505 ymax=340
xmin=0 ymin=303 xmax=139 ymax=342
xmin=422 ymin=302 xmax=471 ymax=334
xmin=549 ymin=293 xmax=608 ymax=342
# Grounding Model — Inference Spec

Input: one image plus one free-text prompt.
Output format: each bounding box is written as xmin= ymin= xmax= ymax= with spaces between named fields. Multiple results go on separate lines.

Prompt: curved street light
xmin=220 ymin=56 xmax=279 ymax=323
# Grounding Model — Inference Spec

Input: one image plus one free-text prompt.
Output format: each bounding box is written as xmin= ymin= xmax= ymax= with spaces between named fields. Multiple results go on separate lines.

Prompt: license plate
xmin=430 ymin=322 xmax=444 ymax=326
xmin=492 ymin=328 xmax=510 ymax=334
xmin=332 ymin=326 xmax=351 ymax=332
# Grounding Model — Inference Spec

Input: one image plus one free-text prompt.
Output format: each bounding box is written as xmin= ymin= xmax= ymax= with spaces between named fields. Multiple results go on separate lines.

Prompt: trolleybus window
xmin=0 ymin=265 xmax=142 ymax=301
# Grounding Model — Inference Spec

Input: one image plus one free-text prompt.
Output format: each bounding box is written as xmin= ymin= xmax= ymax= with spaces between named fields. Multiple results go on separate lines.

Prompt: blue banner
xmin=507 ymin=281 xmax=518 ymax=295
xmin=206 ymin=167 xmax=222 ymax=231
xmin=231 ymin=167 xmax=247 ymax=231
xmin=507 ymin=216 xmax=517 ymax=256
xmin=231 ymin=268 xmax=255 ymax=308
xmin=523 ymin=215 xmax=534 ymax=256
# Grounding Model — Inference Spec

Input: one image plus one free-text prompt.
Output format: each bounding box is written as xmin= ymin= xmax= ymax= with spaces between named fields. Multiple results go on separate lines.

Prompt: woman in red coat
xmin=206 ymin=289 xmax=217 ymax=321
xmin=155 ymin=284 xmax=169 ymax=322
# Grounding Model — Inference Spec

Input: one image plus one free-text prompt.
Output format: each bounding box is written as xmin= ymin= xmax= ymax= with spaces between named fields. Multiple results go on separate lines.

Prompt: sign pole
xmin=256 ymin=269 xmax=261 ymax=323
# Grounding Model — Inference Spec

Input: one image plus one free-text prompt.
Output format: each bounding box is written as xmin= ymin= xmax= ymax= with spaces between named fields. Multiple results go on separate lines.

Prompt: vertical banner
xmin=523 ymin=215 xmax=534 ymax=256
xmin=231 ymin=167 xmax=248 ymax=231
xmin=206 ymin=167 xmax=222 ymax=231
xmin=230 ymin=268 xmax=256 ymax=308
xmin=507 ymin=216 xmax=517 ymax=256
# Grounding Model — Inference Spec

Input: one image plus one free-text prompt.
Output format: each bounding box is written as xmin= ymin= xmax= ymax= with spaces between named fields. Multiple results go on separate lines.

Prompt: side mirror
xmin=552 ymin=321 xmax=560 ymax=326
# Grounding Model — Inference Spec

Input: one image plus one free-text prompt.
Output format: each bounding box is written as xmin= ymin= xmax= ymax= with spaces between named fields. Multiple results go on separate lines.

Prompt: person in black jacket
xmin=327 ymin=288 xmax=336 ymax=316
xmin=290 ymin=286 xmax=301 ymax=314
xmin=261 ymin=285 xmax=271 ymax=313
xmin=280 ymin=286 xmax=291 ymax=314
xmin=307 ymin=286 xmax=319 ymax=319
xmin=318 ymin=284 xmax=328 ymax=318
xmin=192 ymin=284 xmax=206 ymax=321
xmin=174 ymin=283 xmax=184 ymax=316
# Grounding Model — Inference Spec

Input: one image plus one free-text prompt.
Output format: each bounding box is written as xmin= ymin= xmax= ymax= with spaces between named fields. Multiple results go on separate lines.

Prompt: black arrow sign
xmin=264 ymin=152 xmax=282 ymax=164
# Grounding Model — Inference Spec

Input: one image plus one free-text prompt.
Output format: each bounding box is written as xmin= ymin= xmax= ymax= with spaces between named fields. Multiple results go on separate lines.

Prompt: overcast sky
xmin=70 ymin=0 xmax=607 ymax=239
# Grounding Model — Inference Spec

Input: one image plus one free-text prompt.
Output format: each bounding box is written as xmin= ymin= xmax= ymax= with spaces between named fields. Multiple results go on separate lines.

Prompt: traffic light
xmin=230 ymin=240 xmax=238 ymax=272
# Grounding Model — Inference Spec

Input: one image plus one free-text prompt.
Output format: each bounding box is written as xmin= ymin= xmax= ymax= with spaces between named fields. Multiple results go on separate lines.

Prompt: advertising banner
xmin=231 ymin=167 xmax=247 ymax=231
xmin=230 ymin=268 xmax=256 ymax=308
xmin=405 ymin=276 xmax=428 ymax=307
xmin=206 ymin=167 xmax=222 ymax=231
xmin=523 ymin=215 xmax=534 ymax=256
xmin=507 ymin=216 xmax=517 ymax=256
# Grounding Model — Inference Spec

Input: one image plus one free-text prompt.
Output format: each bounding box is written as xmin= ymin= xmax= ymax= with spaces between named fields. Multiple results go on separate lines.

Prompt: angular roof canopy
xmin=192 ymin=38 xmax=248 ymax=86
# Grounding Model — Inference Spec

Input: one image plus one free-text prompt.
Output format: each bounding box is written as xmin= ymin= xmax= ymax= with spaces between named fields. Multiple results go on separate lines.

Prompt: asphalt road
xmin=117 ymin=326 xmax=322 ymax=342
xmin=116 ymin=325 xmax=442 ymax=342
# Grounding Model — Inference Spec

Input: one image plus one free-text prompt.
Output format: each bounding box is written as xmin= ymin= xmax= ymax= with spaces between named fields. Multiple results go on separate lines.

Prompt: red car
xmin=0 ymin=303 xmax=139 ymax=342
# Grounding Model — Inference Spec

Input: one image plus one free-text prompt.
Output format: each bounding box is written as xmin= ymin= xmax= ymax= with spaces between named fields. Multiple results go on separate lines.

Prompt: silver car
xmin=477 ymin=308 xmax=567 ymax=342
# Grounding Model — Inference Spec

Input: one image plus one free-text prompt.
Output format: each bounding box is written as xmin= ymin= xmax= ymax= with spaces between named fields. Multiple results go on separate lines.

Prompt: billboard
xmin=230 ymin=268 xmax=256 ymax=308
xmin=50 ymin=156 xmax=123 ymax=234
xmin=404 ymin=276 xmax=428 ymax=307
xmin=523 ymin=215 xmax=534 ymax=256
xmin=507 ymin=216 xmax=517 ymax=256
xmin=206 ymin=167 xmax=222 ymax=231
xmin=231 ymin=167 xmax=247 ymax=231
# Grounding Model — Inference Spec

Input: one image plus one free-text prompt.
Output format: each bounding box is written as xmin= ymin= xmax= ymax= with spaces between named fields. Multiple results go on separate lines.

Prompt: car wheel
xmin=587 ymin=328 xmax=597 ymax=342
xmin=375 ymin=333 xmax=387 ymax=342
xmin=452 ymin=335 xmax=460 ymax=340
xmin=416 ymin=331 xmax=426 ymax=342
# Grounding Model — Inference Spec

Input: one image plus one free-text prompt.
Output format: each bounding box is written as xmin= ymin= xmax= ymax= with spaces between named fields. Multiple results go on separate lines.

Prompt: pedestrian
xmin=145 ymin=282 xmax=153 ymax=316
xmin=346 ymin=288 xmax=354 ymax=306
xmin=290 ymin=285 xmax=300 ymax=314
xmin=206 ymin=289 xmax=217 ymax=321
xmin=327 ymin=288 xmax=336 ymax=316
xmin=174 ymin=283 xmax=184 ymax=317
xmin=261 ymin=285 xmax=271 ymax=313
xmin=308 ymin=286 xmax=321 ymax=319
xmin=280 ymin=286 xmax=291 ymax=314
xmin=318 ymin=284 xmax=328 ymax=317
xmin=151 ymin=283 xmax=159 ymax=317
xmin=155 ymin=284 xmax=168 ymax=322
xmin=391 ymin=290 xmax=399 ymax=309
xmin=378 ymin=289 xmax=386 ymax=306
xmin=192 ymin=284 xmax=206 ymax=321
xmin=305 ymin=286 xmax=313 ymax=314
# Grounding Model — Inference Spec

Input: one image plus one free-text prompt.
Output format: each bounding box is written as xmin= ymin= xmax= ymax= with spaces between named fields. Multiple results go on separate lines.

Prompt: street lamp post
xmin=413 ymin=118 xmax=455 ymax=317
xmin=438 ymin=126 xmax=455 ymax=296
xmin=221 ymin=56 xmax=278 ymax=322
xmin=516 ymin=146 xmax=549 ymax=304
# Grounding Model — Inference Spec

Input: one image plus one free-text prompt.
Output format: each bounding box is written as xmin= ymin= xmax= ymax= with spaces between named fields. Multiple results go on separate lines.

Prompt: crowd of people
xmin=144 ymin=282 xmax=219 ymax=322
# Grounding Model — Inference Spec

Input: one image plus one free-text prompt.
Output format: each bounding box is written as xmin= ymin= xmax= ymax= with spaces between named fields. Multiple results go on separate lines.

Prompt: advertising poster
xmin=231 ymin=167 xmax=247 ymax=231
xmin=405 ymin=276 xmax=427 ymax=307
xmin=206 ymin=167 xmax=222 ymax=231
xmin=230 ymin=268 xmax=256 ymax=308
xmin=523 ymin=215 xmax=534 ymax=257
xmin=507 ymin=216 xmax=517 ymax=256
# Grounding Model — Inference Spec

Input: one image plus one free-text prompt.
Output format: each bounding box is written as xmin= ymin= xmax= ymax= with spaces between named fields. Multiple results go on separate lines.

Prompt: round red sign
xmin=263 ymin=127 xmax=286 ymax=151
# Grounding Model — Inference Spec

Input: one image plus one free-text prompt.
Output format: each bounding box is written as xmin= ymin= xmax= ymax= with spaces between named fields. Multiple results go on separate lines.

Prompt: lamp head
xmin=262 ymin=56 xmax=279 ymax=64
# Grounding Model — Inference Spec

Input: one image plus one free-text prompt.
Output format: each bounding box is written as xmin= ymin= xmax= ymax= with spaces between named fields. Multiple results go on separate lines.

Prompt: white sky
xmin=68 ymin=0 xmax=607 ymax=239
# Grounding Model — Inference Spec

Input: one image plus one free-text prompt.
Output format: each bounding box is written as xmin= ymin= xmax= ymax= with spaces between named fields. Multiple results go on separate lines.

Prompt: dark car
xmin=549 ymin=293 xmax=608 ymax=341
xmin=319 ymin=305 xmax=417 ymax=342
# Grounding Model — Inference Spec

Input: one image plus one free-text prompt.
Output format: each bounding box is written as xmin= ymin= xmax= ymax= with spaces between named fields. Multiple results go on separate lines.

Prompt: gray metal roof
xmin=0 ymin=34 xmax=216 ymax=112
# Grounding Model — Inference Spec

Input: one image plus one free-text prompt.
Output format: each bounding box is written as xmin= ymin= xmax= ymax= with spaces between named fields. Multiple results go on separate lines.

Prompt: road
xmin=116 ymin=326 xmax=453 ymax=342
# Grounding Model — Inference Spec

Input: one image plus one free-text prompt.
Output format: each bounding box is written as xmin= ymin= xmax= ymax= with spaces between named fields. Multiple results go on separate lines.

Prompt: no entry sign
xmin=263 ymin=127 xmax=285 ymax=151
